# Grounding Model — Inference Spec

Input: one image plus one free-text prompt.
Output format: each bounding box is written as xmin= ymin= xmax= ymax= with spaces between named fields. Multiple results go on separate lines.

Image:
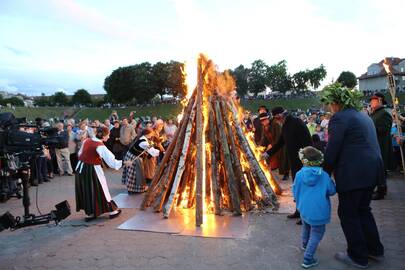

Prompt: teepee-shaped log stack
xmin=141 ymin=54 xmax=280 ymax=226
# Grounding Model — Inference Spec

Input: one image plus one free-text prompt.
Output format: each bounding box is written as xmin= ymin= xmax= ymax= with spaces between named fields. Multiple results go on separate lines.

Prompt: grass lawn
xmin=0 ymin=107 xmax=77 ymax=121
xmin=2 ymin=92 xmax=404 ymax=121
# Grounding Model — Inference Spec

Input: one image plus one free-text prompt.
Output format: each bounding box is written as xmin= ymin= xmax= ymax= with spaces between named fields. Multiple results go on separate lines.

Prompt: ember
xmin=141 ymin=54 xmax=280 ymax=226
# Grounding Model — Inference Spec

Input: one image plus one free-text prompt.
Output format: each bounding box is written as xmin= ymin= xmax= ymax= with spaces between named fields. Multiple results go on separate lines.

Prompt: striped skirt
xmin=122 ymin=151 xmax=148 ymax=193
xmin=75 ymin=163 xmax=118 ymax=217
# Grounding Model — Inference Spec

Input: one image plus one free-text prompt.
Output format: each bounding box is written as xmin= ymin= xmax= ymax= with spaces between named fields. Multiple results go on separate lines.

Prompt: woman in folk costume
xmin=75 ymin=126 xmax=122 ymax=222
xmin=122 ymin=128 xmax=160 ymax=194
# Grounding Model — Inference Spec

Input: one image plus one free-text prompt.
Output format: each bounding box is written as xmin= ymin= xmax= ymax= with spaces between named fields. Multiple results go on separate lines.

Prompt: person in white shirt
xmin=75 ymin=126 xmax=123 ymax=221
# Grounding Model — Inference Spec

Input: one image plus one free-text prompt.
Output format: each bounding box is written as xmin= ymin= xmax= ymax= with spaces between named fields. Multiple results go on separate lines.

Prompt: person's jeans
xmin=37 ymin=156 xmax=48 ymax=182
xmin=301 ymin=221 xmax=326 ymax=261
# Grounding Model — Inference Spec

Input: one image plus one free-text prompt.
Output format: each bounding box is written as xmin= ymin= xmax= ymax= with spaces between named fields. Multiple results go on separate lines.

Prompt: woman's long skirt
xmin=75 ymin=162 xmax=118 ymax=217
xmin=122 ymin=151 xmax=148 ymax=193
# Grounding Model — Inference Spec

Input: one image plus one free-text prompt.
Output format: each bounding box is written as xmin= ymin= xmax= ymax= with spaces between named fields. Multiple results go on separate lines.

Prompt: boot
xmin=372 ymin=185 xmax=386 ymax=200
xmin=287 ymin=210 xmax=300 ymax=219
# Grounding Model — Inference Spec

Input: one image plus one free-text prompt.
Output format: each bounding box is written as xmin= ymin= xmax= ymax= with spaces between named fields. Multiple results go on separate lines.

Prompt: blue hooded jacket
xmin=293 ymin=166 xmax=336 ymax=226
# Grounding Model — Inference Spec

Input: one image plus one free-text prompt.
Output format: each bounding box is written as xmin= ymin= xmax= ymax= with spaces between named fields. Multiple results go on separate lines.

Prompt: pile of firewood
xmin=141 ymin=55 xmax=280 ymax=226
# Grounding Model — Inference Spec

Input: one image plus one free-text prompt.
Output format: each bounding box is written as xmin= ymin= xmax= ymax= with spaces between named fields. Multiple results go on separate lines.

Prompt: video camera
xmin=0 ymin=112 xmax=61 ymax=156
xmin=0 ymin=113 xmax=71 ymax=231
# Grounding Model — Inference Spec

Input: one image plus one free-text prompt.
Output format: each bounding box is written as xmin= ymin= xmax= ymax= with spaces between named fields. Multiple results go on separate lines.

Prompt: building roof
xmin=358 ymin=57 xmax=405 ymax=80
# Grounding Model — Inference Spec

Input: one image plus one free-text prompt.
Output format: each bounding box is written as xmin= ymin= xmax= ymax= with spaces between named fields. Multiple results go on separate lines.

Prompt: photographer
xmin=55 ymin=122 xmax=73 ymax=176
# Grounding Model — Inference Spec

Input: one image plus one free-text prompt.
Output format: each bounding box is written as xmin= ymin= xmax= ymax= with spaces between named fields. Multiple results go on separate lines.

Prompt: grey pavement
xmin=1 ymin=169 xmax=404 ymax=270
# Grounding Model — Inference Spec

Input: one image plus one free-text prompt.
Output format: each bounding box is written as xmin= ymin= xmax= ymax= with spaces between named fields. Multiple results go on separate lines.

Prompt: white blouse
xmin=138 ymin=135 xmax=160 ymax=157
xmin=78 ymin=138 xmax=122 ymax=170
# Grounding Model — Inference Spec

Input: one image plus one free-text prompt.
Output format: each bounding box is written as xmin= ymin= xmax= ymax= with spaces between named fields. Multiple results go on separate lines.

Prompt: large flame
xmin=183 ymin=58 xmax=198 ymax=99
xmin=175 ymin=54 xmax=279 ymax=222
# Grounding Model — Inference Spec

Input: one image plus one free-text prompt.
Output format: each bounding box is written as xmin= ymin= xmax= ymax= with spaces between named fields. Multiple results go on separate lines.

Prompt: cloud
xmin=47 ymin=0 xmax=138 ymax=41
xmin=2 ymin=45 xmax=29 ymax=56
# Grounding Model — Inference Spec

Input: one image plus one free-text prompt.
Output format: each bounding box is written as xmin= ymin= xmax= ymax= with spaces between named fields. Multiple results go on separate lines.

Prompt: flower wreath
xmin=298 ymin=148 xmax=324 ymax=167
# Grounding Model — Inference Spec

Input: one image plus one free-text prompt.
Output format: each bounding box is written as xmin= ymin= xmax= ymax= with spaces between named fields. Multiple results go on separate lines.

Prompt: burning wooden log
xmin=195 ymin=57 xmax=204 ymax=226
xmin=141 ymin=91 xmax=196 ymax=210
xmin=141 ymin=54 xmax=279 ymax=226
xmin=227 ymin=101 xmax=279 ymax=209
xmin=162 ymin=101 xmax=197 ymax=218
xmin=208 ymin=97 xmax=221 ymax=215
xmin=215 ymin=98 xmax=241 ymax=215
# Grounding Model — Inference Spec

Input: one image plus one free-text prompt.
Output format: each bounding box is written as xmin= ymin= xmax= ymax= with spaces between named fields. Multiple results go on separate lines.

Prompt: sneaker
xmin=335 ymin=252 xmax=368 ymax=269
xmin=301 ymin=258 xmax=318 ymax=268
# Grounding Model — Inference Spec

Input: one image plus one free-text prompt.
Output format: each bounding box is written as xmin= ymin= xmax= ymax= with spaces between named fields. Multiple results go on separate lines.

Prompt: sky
xmin=0 ymin=0 xmax=404 ymax=96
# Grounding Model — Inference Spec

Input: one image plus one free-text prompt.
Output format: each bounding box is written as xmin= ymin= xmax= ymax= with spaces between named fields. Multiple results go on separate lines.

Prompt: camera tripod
xmin=1 ymin=157 xmax=71 ymax=230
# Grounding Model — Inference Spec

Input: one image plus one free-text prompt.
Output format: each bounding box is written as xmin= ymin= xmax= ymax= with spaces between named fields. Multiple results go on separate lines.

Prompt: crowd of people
xmin=241 ymin=90 xmax=404 ymax=268
xmin=16 ymin=87 xmax=405 ymax=269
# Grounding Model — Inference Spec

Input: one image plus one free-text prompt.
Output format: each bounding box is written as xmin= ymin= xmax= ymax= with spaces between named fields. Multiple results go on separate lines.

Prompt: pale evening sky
xmin=0 ymin=0 xmax=404 ymax=95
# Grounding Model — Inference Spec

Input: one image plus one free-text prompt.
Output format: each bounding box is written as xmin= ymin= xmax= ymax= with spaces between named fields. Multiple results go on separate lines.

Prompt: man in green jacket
xmin=369 ymin=93 xmax=393 ymax=200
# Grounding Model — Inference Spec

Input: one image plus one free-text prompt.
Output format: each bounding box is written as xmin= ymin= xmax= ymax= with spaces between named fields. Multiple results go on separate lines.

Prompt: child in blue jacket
xmin=293 ymin=146 xmax=336 ymax=269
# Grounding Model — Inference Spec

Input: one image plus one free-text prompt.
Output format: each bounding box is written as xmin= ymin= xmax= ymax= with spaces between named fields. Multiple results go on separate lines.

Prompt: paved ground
xmin=1 ymin=169 xmax=404 ymax=270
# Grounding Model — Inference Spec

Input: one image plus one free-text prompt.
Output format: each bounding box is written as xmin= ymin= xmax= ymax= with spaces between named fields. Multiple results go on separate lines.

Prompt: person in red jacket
xmin=75 ymin=126 xmax=123 ymax=222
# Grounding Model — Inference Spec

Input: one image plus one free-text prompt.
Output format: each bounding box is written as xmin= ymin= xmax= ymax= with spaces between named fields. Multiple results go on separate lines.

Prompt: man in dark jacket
xmin=323 ymin=92 xmax=384 ymax=268
xmin=262 ymin=107 xmax=312 ymax=220
xmin=253 ymin=105 xmax=269 ymax=145
xmin=369 ymin=93 xmax=393 ymax=200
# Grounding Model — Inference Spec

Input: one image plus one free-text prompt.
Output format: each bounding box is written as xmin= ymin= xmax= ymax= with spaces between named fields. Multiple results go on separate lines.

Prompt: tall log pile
xmin=141 ymin=54 xmax=280 ymax=226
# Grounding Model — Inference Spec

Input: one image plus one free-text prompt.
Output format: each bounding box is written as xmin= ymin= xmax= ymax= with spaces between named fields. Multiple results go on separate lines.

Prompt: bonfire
xmin=141 ymin=54 xmax=281 ymax=226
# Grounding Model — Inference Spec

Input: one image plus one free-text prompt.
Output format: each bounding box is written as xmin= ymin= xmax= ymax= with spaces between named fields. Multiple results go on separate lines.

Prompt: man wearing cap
xmin=369 ymin=93 xmax=393 ymax=200
xmin=261 ymin=106 xmax=312 ymax=221
xmin=253 ymin=106 xmax=269 ymax=145
xmin=259 ymin=112 xmax=279 ymax=170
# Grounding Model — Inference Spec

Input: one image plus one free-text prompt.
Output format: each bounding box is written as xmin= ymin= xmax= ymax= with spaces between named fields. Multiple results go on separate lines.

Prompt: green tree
xmin=292 ymin=70 xmax=310 ymax=91
xmin=337 ymin=71 xmax=357 ymax=88
xmin=167 ymin=61 xmax=186 ymax=98
xmin=72 ymin=89 xmax=92 ymax=105
xmin=266 ymin=60 xmax=293 ymax=92
xmin=104 ymin=62 xmax=155 ymax=104
xmin=2 ymin=97 xmax=24 ymax=106
xmin=51 ymin=91 xmax=69 ymax=106
xmin=34 ymin=93 xmax=51 ymax=106
xmin=151 ymin=62 xmax=170 ymax=100
xmin=247 ymin=60 xmax=268 ymax=96
xmin=232 ymin=65 xmax=249 ymax=97
xmin=307 ymin=64 xmax=327 ymax=89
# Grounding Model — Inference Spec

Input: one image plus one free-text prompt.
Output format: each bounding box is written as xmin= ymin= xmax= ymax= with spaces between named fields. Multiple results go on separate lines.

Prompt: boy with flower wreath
xmin=293 ymin=146 xmax=336 ymax=268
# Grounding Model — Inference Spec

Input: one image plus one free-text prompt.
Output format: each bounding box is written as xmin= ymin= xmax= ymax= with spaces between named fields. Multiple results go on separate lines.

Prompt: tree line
xmin=231 ymin=60 xmax=327 ymax=97
xmin=103 ymin=59 xmax=328 ymax=104
xmin=0 ymin=94 xmax=25 ymax=106
xmin=34 ymin=89 xmax=94 ymax=107
xmin=5 ymin=60 xmax=358 ymax=107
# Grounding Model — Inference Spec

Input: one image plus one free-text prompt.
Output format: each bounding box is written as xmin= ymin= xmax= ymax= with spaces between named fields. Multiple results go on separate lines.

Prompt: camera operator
xmin=55 ymin=122 xmax=73 ymax=176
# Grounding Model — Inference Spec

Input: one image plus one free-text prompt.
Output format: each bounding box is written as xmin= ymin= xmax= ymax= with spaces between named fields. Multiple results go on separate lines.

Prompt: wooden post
xmin=227 ymin=101 xmax=278 ymax=209
xmin=195 ymin=57 xmax=204 ymax=226
xmin=215 ymin=99 xmax=242 ymax=215
xmin=141 ymin=92 xmax=196 ymax=210
xmin=152 ymin=102 xmax=196 ymax=212
xmin=384 ymin=62 xmax=405 ymax=177
xmin=162 ymin=101 xmax=197 ymax=218
xmin=209 ymin=97 xmax=222 ymax=215
xmin=220 ymin=99 xmax=252 ymax=211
